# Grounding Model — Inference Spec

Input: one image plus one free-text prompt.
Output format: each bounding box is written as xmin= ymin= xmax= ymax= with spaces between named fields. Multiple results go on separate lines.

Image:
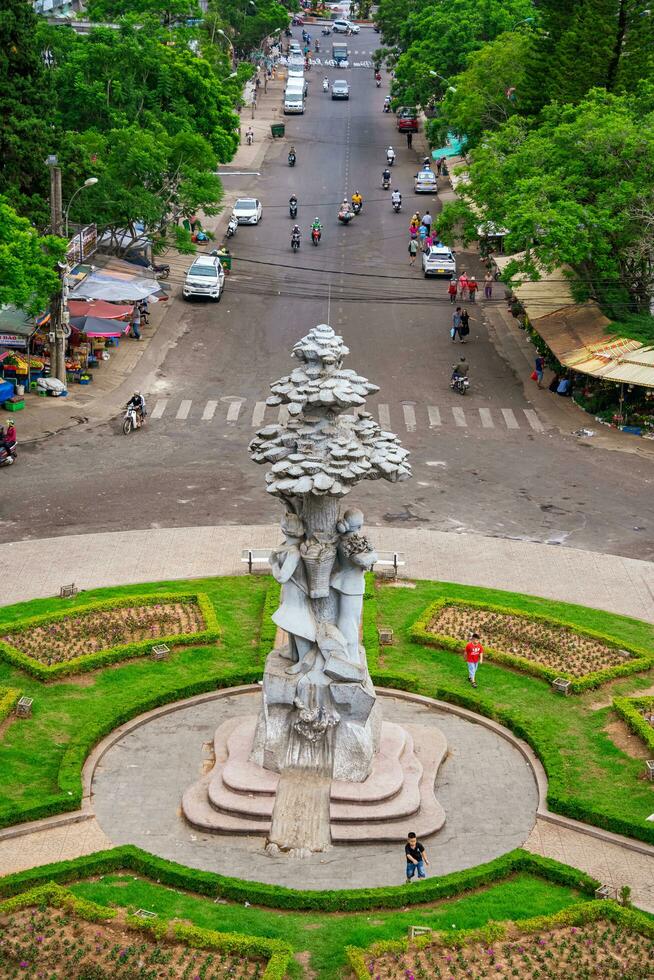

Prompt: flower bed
xmin=0 ymin=593 xmax=220 ymax=679
xmin=613 ymin=695 xmax=654 ymax=754
xmin=411 ymin=598 xmax=652 ymax=690
xmin=348 ymin=903 xmax=654 ymax=979
xmin=0 ymin=884 xmax=291 ymax=979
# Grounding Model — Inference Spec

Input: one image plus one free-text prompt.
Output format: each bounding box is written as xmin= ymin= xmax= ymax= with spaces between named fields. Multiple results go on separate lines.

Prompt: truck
xmin=332 ymin=41 xmax=348 ymax=64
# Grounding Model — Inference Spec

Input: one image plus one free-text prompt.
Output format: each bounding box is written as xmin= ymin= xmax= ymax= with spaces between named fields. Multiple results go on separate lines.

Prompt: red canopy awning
xmin=67 ymin=300 xmax=133 ymax=320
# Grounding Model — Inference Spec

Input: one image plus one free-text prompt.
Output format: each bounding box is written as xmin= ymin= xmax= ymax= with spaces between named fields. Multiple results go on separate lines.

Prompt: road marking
xmin=202 ymin=400 xmax=218 ymax=421
xmin=427 ymin=406 xmax=441 ymax=427
xmin=378 ymin=403 xmax=390 ymax=429
xmin=402 ymin=404 xmax=416 ymax=431
xmin=452 ymin=406 xmax=467 ymax=427
xmin=524 ymin=409 xmax=544 ymax=432
xmin=252 ymin=401 xmax=266 ymax=427
xmin=226 ymin=400 xmax=243 ymax=422
xmin=176 ymin=400 xmax=192 ymax=420
xmin=501 ymin=408 xmax=519 ymax=430
xmin=151 ymin=399 xmax=167 ymax=419
xmin=479 ymin=408 xmax=494 ymax=429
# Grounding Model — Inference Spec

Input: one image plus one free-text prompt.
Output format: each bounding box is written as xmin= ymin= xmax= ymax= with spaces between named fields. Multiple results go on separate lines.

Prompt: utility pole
xmin=46 ymin=155 xmax=67 ymax=385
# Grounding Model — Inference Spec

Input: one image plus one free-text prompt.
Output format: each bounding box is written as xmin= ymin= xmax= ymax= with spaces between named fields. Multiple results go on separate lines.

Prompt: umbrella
xmin=70 ymin=316 xmax=131 ymax=339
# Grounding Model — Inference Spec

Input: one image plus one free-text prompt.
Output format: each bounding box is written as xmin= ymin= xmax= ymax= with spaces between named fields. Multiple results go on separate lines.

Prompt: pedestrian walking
xmin=418 ymin=223 xmax=427 ymax=247
xmin=484 ymin=271 xmax=494 ymax=300
xmin=458 ymin=271 xmax=469 ymax=301
xmin=409 ymin=224 xmax=418 ymax=242
xmin=465 ymin=632 xmax=483 ymax=688
xmin=406 ymin=131 xmax=413 ymax=149
xmin=460 ymin=308 xmax=471 ymax=342
xmin=436 ymin=157 xmax=443 ymax=175
xmin=533 ymin=354 xmax=545 ymax=388
xmin=451 ymin=306 xmax=463 ymax=341
xmin=410 ymin=213 xmax=420 ymax=231
xmin=423 ymin=232 xmax=434 ymax=253
xmin=130 ymin=304 xmax=141 ymax=340
xmin=422 ymin=210 xmax=432 ymax=234
xmin=447 ymin=277 xmax=458 ymax=304
xmin=408 ymin=238 xmax=418 ymax=265
xmin=405 ymin=831 xmax=429 ymax=882
xmin=467 ymin=276 xmax=478 ymax=302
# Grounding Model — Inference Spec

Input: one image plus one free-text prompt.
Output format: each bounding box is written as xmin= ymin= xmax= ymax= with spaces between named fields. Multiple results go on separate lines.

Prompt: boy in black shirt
xmin=405 ymin=831 xmax=429 ymax=882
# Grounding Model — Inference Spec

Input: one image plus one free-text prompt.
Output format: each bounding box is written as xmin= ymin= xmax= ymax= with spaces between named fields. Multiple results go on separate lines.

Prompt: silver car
xmin=332 ymin=79 xmax=350 ymax=100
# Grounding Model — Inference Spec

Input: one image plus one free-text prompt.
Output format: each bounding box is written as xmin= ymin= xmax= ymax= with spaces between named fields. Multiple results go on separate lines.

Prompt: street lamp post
xmin=512 ymin=17 xmax=534 ymax=28
xmin=64 ymin=177 xmax=99 ymax=239
xmin=217 ymin=29 xmax=236 ymax=68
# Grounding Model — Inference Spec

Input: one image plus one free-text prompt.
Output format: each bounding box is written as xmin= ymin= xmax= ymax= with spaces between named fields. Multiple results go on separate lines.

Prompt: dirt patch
xmin=294 ymin=950 xmax=317 ymax=978
xmin=0 ymin=714 xmax=15 ymax=740
xmin=604 ymin=717 xmax=652 ymax=759
xmin=589 ymin=681 xmax=654 ymax=711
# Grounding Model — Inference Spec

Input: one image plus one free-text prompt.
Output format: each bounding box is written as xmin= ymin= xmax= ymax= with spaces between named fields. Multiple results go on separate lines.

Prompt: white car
xmin=233 ymin=198 xmax=262 ymax=224
xmin=414 ymin=168 xmax=437 ymax=194
xmin=422 ymin=245 xmax=456 ymax=279
xmin=333 ymin=19 xmax=360 ymax=33
xmin=183 ymin=254 xmax=226 ymax=301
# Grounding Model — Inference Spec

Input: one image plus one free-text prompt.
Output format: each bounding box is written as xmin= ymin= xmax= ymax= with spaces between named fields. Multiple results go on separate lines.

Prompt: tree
xmin=85 ymin=0 xmax=201 ymax=26
xmin=0 ymin=197 xmax=65 ymax=313
xmin=205 ymin=0 xmax=288 ymax=58
xmin=0 ymin=0 xmax=55 ymax=224
xmin=441 ymin=90 xmax=654 ymax=316
xmin=429 ymin=31 xmax=531 ymax=148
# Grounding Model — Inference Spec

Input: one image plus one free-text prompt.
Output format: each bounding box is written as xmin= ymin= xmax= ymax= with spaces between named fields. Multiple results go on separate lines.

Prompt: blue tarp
xmin=431 ymin=132 xmax=467 ymax=158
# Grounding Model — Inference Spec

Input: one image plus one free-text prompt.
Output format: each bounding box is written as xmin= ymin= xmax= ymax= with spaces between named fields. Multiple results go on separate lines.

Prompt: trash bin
xmin=217 ymin=250 xmax=232 ymax=271
xmin=271 ymin=123 xmax=285 ymax=138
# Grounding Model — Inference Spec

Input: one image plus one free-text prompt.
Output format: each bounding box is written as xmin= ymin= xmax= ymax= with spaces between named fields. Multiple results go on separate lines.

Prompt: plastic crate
xmin=4 ymin=399 xmax=24 ymax=412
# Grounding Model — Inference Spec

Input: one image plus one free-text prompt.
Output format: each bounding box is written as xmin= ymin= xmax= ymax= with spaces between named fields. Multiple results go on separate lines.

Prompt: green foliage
xmin=258 ymin=578 xmax=281 ymax=665
xmin=86 ymin=0 xmax=201 ymax=25
xmin=0 ymin=198 xmax=65 ymax=314
xmin=0 ymin=592 xmax=220 ymax=680
xmin=613 ymin=695 xmax=654 ymax=754
xmin=205 ymin=0 xmax=289 ymax=59
xmin=0 ymin=686 xmax=19 ymax=721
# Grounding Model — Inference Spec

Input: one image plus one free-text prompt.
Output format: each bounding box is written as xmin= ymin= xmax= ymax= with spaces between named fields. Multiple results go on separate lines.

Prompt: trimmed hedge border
xmin=345 ymin=900 xmax=654 ymax=978
xmin=614 ymin=695 xmax=654 ymax=755
xmin=411 ymin=597 xmax=653 ymax=692
xmin=0 ymin=844 xmax=599 ymax=913
xmin=0 ymin=669 xmax=261 ymax=830
xmin=0 ymin=592 xmax=221 ymax=681
xmin=0 ymin=883 xmax=292 ymax=979
xmin=0 ymin=686 xmax=19 ymax=722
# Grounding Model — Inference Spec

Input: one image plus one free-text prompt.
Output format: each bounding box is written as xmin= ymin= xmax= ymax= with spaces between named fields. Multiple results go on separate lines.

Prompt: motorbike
xmin=382 ymin=174 xmax=391 ymax=190
xmin=291 ymin=233 xmax=301 ymax=252
xmin=323 ymin=78 xmax=329 ymax=92
xmin=226 ymin=214 xmax=238 ymax=238
xmin=0 ymin=443 xmax=16 ymax=467
xmin=392 ymin=198 xmax=402 ymax=213
xmin=288 ymin=152 xmax=296 ymax=167
xmin=122 ymin=406 xmax=144 ymax=435
xmin=284 ymin=26 xmax=292 ymax=36
xmin=314 ymin=40 xmax=320 ymax=51
xmin=383 ymin=98 xmax=391 ymax=112
xmin=246 ymin=131 xmax=254 ymax=145
xmin=338 ymin=210 xmax=354 ymax=224
xmin=321 ymin=25 xmax=331 ymax=35
xmin=151 ymin=262 xmax=170 ymax=280
xmin=289 ymin=200 xmax=298 ymax=219
xmin=311 ymin=227 xmax=321 ymax=246
xmin=352 ymin=200 xmax=362 ymax=215
xmin=450 ymin=375 xmax=470 ymax=396
xmin=386 ymin=152 xmax=395 ymax=166
xmin=375 ymin=76 xmax=381 ymax=88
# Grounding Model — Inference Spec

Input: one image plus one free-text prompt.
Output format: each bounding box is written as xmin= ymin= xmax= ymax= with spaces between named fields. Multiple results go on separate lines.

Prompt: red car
xmin=397 ymin=108 xmax=419 ymax=133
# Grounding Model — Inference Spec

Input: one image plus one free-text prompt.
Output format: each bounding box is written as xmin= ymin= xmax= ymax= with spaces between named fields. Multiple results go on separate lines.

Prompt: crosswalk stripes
xmin=149 ymin=398 xmax=547 ymax=434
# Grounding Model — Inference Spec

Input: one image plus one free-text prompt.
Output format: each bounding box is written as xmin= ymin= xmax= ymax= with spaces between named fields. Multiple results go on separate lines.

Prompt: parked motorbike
xmin=311 ymin=228 xmax=321 ymax=246
xmin=450 ymin=375 xmax=470 ymax=396
xmin=288 ymin=151 xmax=296 ymax=167
xmin=151 ymin=262 xmax=170 ymax=280
xmin=0 ymin=444 xmax=16 ymax=467
xmin=291 ymin=233 xmax=301 ymax=252
xmin=226 ymin=214 xmax=238 ymax=238
xmin=122 ymin=406 xmax=144 ymax=435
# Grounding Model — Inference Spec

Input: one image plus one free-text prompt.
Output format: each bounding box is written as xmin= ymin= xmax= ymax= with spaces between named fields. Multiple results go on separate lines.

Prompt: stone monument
xmin=183 ymin=325 xmax=447 ymax=855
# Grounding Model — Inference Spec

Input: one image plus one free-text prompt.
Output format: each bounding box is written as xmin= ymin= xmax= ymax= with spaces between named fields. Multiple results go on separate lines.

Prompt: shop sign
xmin=0 ymin=334 xmax=28 ymax=349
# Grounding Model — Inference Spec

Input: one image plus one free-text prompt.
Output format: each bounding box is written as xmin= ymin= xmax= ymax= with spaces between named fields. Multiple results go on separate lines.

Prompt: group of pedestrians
xmin=408 ymin=210 xmax=436 ymax=265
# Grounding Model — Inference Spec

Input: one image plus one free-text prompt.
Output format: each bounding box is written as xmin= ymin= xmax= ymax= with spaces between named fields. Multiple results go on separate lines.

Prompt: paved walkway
xmin=1 ymin=525 xmax=653 ymax=620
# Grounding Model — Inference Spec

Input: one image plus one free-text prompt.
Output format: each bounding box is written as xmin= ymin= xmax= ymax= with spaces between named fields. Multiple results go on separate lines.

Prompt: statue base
xmin=182 ymin=714 xmax=447 ymax=847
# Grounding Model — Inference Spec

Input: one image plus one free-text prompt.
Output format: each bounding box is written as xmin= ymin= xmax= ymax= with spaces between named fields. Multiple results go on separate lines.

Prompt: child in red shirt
xmin=465 ymin=632 xmax=483 ymax=687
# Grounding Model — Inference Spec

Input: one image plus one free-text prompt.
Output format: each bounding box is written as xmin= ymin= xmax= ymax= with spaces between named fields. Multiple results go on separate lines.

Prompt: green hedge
xmin=0 ymin=592 xmax=221 ymax=680
xmin=433 ymin=683 xmax=654 ymax=845
xmin=411 ymin=597 xmax=653 ymax=692
xmin=345 ymin=899 xmax=654 ymax=978
xmin=362 ymin=572 xmax=380 ymax=669
xmin=0 ymin=844 xmax=599 ymax=912
xmin=0 ymin=686 xmax=19 ymax=721
xmin=0 ymin=669 xmax=260 ymax=830
xmin=613 ymin=695 xmax=654 ymax=755
xmin=0 ymin=883 xmax=292 ymax=979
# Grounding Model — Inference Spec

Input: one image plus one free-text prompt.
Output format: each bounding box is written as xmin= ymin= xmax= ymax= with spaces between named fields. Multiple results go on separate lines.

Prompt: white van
xmin=183 ymin=254 xmax=225 ymax=300
xmin=286 ymin=77 xmax=308 ymax=97
xmin=284 ymin=90 xmax=304 ymax=114
xmin=287 ymin=63 xmax=305 ymax=79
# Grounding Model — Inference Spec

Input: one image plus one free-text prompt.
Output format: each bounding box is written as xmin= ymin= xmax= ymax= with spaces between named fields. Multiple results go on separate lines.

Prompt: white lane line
xmin=378 ymin=404 xmax=390 ymax=429
xmin=501 ymin=408 xmax=520 ymax=429
xmin=202 ymin=400 xmax=218 ymax=421
xmin=151 ymin=399 xmax=167 ymax=419
xmin=479 ymin=408 xmax=494 ymax=428
xmin=402 ymin=404 xmax=417 ymax=432
xmin=524 ymin=409 xmax=544 ymax=432
xmin=452 ymin=406 xmax=467 ymax=427
xmin=252 ymin=401 xmax=266 ymax=427
xmin=176 ymin=400 xmax=192 ymax=420
xmin=226 ymin=400 xmax=243 ymax=422
xmin=427 ymin=406 xmax=441 ymax=427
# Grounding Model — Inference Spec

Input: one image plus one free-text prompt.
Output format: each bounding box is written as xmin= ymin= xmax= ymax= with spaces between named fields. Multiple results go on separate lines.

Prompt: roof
xmin=0 ymin=308 xmax=38 ymax=338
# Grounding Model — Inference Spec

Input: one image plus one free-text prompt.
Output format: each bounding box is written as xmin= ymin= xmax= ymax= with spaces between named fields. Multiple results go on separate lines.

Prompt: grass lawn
xmin=69 ymin=871 xmax=587 ymax=979
xmin=369 ymin=579 xmax=654 ymax=843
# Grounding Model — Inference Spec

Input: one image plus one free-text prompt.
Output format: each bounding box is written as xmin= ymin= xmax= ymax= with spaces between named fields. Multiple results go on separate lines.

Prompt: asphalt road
xmin=2 ymin=29 xmax=653 ymax=559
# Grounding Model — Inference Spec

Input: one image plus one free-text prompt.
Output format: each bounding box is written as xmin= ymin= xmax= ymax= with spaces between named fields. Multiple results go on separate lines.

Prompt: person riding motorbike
xmin=351 ymin=191 xmax=363 ymax=212
xmin=2 ymin=420 xmax=17 ymax=458
xmin=338 ymin=199 xmax=353 ymax=221
xmin=383 ymin=95 xmax=391 ymax=112
xmin=314 ymin=38 xmax=320 ymax=51
xmin=451 ymin=357 xmax=469 ymax=381
xmin=391 ymin=188 xmax=402 ymax=210
xmin=288 ymin=146 xmax=297 ymax=166
xmin=323 ymin=76 xmax=329 ymax=92
xmin=311 ymin=217 xmax=323 ymax=233
xmin=245 ymin=127 xmax=254 ymax=145
xmin=386 ymin=146 xmax=395 ymax=165
xmin=126 ymin=391 xmax=146 ymax=425
xmin=382 ymin=168 xmax=391 ymax=188
xmin=291 ymin=224 xmax=301 ymax=245
xmin=375 ymin=70 xmax=381 ymax=87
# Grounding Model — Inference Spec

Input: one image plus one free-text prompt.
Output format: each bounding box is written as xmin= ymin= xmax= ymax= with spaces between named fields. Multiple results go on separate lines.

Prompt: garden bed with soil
xmin=427 ymin=605 xmax=632 ymax=678
xmin=365 ymin=919 xmax=653 ymax=978
xmin=0 ymin=904 xmax=266 ymax=979
xmin=2 ymin=602 xmax=205 ymax=666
